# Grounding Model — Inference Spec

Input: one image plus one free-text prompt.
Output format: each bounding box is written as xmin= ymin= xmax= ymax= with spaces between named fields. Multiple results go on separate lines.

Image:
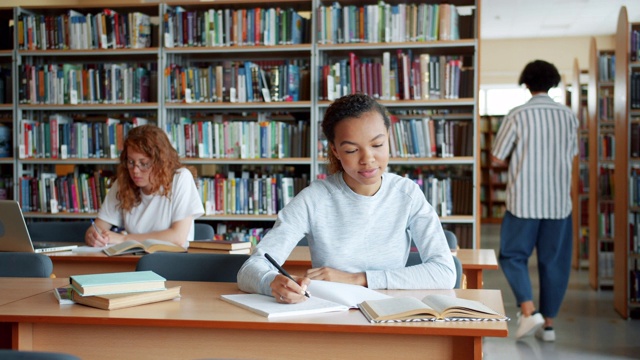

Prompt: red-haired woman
xmin=85 ymin=125 xmax=204 ymax=248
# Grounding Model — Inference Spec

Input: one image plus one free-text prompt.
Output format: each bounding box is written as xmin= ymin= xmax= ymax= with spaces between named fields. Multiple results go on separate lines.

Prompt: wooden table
xmin=0 ymin=278 xmax=68 ymax=349
xmin=47 ymin=247 xmax=498 ymax=289
xmin=0 ymin=279 xmax=508 ymax=360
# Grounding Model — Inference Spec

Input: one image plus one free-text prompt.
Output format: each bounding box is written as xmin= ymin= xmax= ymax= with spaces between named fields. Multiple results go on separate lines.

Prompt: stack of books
xmin=188 ymin=239 xmax=252 ymax=254
xmin=54 ymin=271 xmax=181 ymax=310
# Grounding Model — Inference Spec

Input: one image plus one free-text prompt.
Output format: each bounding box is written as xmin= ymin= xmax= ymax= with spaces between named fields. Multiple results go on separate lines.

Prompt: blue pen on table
xmin=265 ymin=253 xmax=310 ymax=298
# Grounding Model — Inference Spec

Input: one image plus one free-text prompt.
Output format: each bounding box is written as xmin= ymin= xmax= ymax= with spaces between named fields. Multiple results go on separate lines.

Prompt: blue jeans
xmin=499 ymin=211 xmax=572 ymax=318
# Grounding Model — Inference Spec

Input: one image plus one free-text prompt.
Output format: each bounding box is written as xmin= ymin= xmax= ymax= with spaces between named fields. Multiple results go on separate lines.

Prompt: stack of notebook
xmin=54 ymin=271 xmax=181 ymax=310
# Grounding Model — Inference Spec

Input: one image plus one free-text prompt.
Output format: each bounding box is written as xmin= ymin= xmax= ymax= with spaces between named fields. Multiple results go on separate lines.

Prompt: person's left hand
xmin=105 ymin=231 xmax=128 ymax=244
xmin=306 ymin=267 xmax=367 ymax=286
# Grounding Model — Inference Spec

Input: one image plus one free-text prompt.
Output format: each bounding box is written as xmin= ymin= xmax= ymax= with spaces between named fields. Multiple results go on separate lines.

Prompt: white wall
xmin=480 ymin=35 xmax=615 ymax=86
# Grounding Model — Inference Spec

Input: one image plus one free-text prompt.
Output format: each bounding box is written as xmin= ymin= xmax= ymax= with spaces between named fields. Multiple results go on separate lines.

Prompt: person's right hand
xmin=270 ymin=274 xmax=310 ymax=304
xmin=85 ymin=225 xmax=110 ymax=247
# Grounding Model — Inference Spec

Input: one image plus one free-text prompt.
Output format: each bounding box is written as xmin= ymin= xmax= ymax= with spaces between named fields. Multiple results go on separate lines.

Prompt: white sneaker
xmin=515 ymin=312 xmax=544 ymax=339
xmin=535 ymin=326 xmax=556 ymax=342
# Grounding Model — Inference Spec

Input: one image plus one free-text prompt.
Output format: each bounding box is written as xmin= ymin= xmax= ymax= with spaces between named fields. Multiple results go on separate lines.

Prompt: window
xmin=479 ymin=86 xmax=564 ymax=116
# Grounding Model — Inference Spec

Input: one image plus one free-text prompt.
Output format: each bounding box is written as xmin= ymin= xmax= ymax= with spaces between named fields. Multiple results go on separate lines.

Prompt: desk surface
xmin=0 ymin=278 xmax=68 ymax=306
xmin=0 ymin=279 xmax=508 ymax=359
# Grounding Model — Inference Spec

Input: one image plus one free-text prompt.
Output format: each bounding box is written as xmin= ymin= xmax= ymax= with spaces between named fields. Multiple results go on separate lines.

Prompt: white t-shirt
xmin=98 ymin=168 xmax=205 ymax=247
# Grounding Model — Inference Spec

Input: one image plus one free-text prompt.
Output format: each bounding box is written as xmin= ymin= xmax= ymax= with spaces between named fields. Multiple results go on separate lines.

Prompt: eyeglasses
xmin=125 ymin=159 xmax=152 ymax=172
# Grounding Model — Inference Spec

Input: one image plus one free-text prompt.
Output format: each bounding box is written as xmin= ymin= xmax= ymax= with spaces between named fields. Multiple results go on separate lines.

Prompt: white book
xmin=221 ymin=280 xmax=391 ymax=318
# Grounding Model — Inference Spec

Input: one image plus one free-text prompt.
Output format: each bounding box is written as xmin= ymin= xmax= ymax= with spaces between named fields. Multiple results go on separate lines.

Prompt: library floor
xmin=480 ymin=224 xmax=640 ymax=360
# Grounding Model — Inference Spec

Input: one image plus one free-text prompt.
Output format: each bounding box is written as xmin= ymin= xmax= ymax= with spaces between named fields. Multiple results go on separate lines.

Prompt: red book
xmin=349 ymin=52 xmax=358 ymax=95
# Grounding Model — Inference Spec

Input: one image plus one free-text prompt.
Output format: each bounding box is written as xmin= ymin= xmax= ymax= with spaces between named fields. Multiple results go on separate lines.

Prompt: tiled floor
xmin=480 ymin=224 xmax=640 ymax=360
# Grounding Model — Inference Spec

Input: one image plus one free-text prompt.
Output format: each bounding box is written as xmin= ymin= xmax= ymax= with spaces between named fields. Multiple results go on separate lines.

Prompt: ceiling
xmin=481 ymin=0 xmax=640 ymax=39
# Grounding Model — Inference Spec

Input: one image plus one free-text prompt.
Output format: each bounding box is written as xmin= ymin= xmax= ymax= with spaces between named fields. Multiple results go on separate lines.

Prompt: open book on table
xmin=103 ymin=239 xmax=186 ymax=256
xmin=221 ymin=280 xmax=392 ymax=319
xmin=359 ymin=293 xmax=509 ymax=323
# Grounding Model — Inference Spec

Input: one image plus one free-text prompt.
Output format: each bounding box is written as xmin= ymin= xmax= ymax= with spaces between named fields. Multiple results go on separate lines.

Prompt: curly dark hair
xmin=115 ymin=124 xmax=183 ymax=212
xmin=518 ymin=60 xmax=561 ymax=92
xmin=321 ymin=94 xmax=390 ymax=174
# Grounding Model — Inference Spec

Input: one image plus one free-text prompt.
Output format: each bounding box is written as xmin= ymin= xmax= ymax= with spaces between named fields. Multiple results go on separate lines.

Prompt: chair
xmin=444 ymin=229 xmax=458 ymax=252
xmin=0 ymin=350 xmax=80 ymax=360
xmin=0 ymin=252 xmax=53 ymax=277
xmin=27 ymin=221 xmax=91 ymax=243
xmin=135 ymin=252 xmax=249 ymax=282
xmin=194 ymin=223 xmax=215 ymax=240
xmin=405 ymin=253 xmax=462 ymax=289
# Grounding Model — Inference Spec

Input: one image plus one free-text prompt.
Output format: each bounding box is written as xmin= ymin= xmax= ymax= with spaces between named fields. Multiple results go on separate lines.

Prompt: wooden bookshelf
xmin=5 ymin=2 xmax=482 ymax=249
xmin=588 ymin=37 xmax=616 ymax=290
xmin=479 ymin=115 xmax=506 ymax=224
xmin=613 ymin=6 xmax=640 ymax=319
xmin=570 ymin=58 xmax=590 ymax=270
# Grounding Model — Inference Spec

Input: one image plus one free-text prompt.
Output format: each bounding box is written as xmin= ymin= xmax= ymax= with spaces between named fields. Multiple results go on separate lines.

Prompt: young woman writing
xmin=85 ymin=124 xmax=204 ymax=248
xmin=237 ymin=94 xmax=455 ymax=304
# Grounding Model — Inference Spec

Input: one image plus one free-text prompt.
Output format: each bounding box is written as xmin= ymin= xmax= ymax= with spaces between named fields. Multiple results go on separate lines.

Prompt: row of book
xmin=389 ymin=118 xmax=473 ymax=159
xmin=599 ymin=89 xmax=614 ymax=121
xmin=632 ymin=121 xmax=640 ymax=157
xmin=0 ymin=70 xmax=11 ymax=105
xmin=164 ymin=60 xmax=308 ymax=103
xmin=630 ymin=72 xmax=640 ymax=109
xmin=598 ymin=202 xmax=614 ymax=238
xmin=598 ymin=53 xmax=616 ymax=83
xmin=19 ymin=63 xmax=157 ymax=105
xmin=630 ymin=213 xmax=640 ymax=255
xmin=319 ymin=52 xmax=473 ymax=101
xmin=18 ymin=169 xmax=309 ymax=216
xmin=19 ymin=116 xmax=150 ymax=159
xmin=598 ymin=133 xmax=615 ymax=161
xmin=165 ymin=117 xmax=309 ymax=159
xmin=163 ymin=6 xmax=310 ymax=48
xmin=316 ymin=2 xmax=471 ymax=44
xmin=198 ymin=172 xmax=308 ymax=216
xmin=18 ymin=10 xmax=153 ymax=51
xmin=0 ymin=175 xmax=12 ymax=201
xmin=631 ymin=29 xmax=640 ymax=62
xmin=384 ymin=168 xmax=472 ymax=217
xmin=19 ymin=170 xmax=111 ymax=214
xmin=598 ymin=166 xmax=614 ymax=198
xmin=629 ymin=167 xmax=640 ymax=208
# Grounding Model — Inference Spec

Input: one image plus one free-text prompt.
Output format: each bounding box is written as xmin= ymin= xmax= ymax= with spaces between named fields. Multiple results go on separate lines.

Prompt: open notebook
xmin=221 ymin=280 xmax=391 ymax=318
xmin=0 ymin=200 xmax=78 ymax=253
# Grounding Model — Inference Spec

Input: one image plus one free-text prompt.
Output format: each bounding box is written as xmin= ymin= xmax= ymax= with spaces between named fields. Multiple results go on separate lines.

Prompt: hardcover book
xmin=70 ymin=271 xmax=166 ymax=296
xmin=72 ymin=286 xmax=181 ymax=310
xmin=188 ymin=239 xmax=252 ymax=251
xmin=103 ymin=239 xmax=187 ymax=256
xmin=359 ymin=294 xmax=509 ymax=323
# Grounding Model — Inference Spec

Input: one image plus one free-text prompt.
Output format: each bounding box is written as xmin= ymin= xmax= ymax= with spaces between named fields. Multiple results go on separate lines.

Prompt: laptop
xmin=0 ymin=200 xmax=78 ymax=253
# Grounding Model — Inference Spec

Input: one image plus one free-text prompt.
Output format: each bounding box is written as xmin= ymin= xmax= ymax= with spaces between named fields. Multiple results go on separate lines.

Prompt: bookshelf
xmin=479 ymin=115 xmax=506 ymax=224
xmin=4 ymin=1 xmax=482 ymax=249
xmin=570 ymin=58 xmax=589 ymax=270
xmin=613 ymin=6 xmax=640 ymax=319
xmin=588 ymin=37 xmax=616 ymax=290
xmin=314 ymin=0 xmax=480 ymax=248
xmin=0 ymin=8 xmax=13 ymax=202
xmin=13 ymin=4 xmax=162 ymax=218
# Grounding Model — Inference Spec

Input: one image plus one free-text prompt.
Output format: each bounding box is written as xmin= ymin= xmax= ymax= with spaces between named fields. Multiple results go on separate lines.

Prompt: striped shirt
xmin=492 ymin=94 xmax=579 ymax=219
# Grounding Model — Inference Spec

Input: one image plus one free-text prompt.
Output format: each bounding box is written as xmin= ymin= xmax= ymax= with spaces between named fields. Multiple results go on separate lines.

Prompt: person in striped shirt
xmin=491 ymin=60 xmax=579 ymax=342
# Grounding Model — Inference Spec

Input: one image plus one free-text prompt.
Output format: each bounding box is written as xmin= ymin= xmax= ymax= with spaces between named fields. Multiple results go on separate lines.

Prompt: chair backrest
xmin=0 ymin=350 xmax=81 ymax=360
xmin=443 ymin=230 xmax=458 ymax=251
xmin=27 ymin=221 xmax=91 ymax=243
xmin=135 ymin=253 xmax=249 ymax=282
xmin=0 ymin=252 xmax=53 ymax=277
xmin=405 ymin=253 xmax=462 ymax=289
xmin=194 ymin=223 xmax=215 ymax=240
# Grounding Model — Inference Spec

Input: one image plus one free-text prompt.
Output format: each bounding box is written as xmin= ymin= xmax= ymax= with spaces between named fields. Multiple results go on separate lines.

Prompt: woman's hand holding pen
xmin=86 ymin=221 xmax=110 ymax=247
xmin=270 ymin=274 xmax=310 ymax=304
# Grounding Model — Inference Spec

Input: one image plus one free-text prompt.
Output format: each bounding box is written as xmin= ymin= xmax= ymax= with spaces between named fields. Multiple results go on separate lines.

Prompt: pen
xmin=265 ymin=253 xmax=310 ymax=298
xmin=91 ymin=219 xmax=108 ymax=246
